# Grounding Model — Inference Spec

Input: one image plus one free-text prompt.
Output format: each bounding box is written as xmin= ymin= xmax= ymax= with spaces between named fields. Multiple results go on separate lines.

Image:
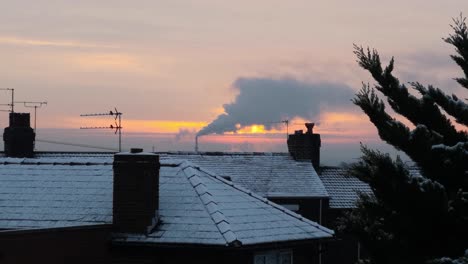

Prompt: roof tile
xmin=319 ymin=167 xmax=373 ymax=209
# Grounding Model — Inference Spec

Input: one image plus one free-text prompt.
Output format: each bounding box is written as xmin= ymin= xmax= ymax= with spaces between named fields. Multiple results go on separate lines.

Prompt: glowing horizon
xmin=30 ymin=110 xmax=379 ymax=148
xmin=1 ymin=1 xmax=466 ymax=155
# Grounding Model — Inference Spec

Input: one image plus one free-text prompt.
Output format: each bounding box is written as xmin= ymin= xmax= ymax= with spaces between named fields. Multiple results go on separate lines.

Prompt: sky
xmin=0 ymin=1 xmax=467 ymax=164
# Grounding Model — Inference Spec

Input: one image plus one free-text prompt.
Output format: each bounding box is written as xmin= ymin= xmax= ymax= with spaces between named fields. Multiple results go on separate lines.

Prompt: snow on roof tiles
xmin=0 ymin=155 xmax=333 ymax=246
xmin=158 ymin=152 xmax=329 ymax=198
xmin=318 ymin=167 xmax=373 ymax=209
xmin=22 ymin=152 xmax=329 ymax=198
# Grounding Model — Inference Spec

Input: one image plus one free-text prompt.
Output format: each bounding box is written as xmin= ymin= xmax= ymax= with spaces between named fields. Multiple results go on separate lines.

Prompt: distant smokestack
xmin=3 ymin=113 xmax=35 ymax=158
xmin=287 ymin=123 xmax=321 ymax=170
xmin=195 ymin=136 xmax=199 ymax=152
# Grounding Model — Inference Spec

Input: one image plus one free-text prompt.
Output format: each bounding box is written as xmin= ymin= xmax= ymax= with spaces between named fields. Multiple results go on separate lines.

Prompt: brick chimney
xmin=3 ymin=113 xmax=35 ymax=158
xmin=113 ymin=148 xmax=160 ymax=233
xmin=287 ymin=123 xmax=321 ymax=170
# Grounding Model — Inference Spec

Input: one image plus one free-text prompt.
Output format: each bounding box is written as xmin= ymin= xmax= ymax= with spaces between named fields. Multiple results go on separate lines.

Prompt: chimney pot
xmin=305 ymin=123 xmax=315 ymax=134
xmin=130 ymin=148 xmax=143 ymax=153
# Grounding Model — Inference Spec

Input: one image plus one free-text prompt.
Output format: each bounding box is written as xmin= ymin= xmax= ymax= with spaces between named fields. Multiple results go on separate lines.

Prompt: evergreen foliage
xmin=341 ymin=15 xmax=468 ymax=264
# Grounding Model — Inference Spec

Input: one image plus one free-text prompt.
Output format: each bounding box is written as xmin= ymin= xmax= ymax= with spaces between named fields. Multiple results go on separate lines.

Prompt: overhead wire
xmin=35 ymin=138 xmax=119 ymax=151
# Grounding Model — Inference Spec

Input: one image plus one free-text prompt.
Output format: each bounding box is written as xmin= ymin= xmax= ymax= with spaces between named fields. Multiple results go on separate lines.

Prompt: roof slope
xmin=319 ymin=167 xmax=373 ymax=209
xmin=118 ymin=160 xmax=333 ymax=246
xmin=0 ymin=160 xmax=113 ymax=229
xmin=0 ymin=156 xmax=333 ymax=246
xmin=158 ymin=152 xmax=329 ymax=198
xmin=20 ymin=152 xmax=329 ymax=199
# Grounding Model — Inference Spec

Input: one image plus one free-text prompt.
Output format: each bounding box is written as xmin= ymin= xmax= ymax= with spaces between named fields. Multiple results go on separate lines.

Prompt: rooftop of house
xmin=0 ymin=155 xmax=333 ymax=247
xmin=14 ymin=151 xmax=329 ymax=199
xmin=157 ymin=151 xmax=329 ymax=199
xmin=318 ymin=167 xmax=373 ymax=209
xmin=317 ymin=165 xmax=424 ymax=209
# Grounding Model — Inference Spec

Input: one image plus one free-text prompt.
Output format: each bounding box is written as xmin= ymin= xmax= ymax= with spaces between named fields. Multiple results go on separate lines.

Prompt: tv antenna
xmin=15 ymin=101 xmax=47 ymax=132
xmin=283 ymin=120 xmax=289 ymax=136
xmin=0 ymin=88 xmax=14 ymax=112
xmin=80 ymin=108 xmax=123 ymax=152
xmin=268 ymin=120 xmax=289 ymax=138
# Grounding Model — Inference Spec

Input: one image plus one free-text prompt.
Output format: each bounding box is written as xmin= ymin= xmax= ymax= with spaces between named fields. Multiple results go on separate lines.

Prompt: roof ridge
xmin=157 ymin=151 xmax=289 ymax=156
xmin=0 ymin=160 xmax=111 ymax=165
xmin=197 ymin=167 xmax=334 ymax=236
xmin=180 ymin=161 xmax=241 ymax=247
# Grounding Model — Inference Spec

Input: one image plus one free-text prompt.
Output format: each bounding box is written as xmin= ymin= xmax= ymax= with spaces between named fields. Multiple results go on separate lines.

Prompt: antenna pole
xmin=265 ymin=119 xmax=290 ymax=139
xmin=0 ymin=88 xmax=14 ymax=112
xmin=80 ymin=108 xmax=123 ymax=152
xmin=11 ymin=88 xmax=14 ymax=113
xmin=118 ymin=113 xmax=122 ymax=152
xmin=16 ymin=101 xmax=48 ymax=132
xmin=281 ymin=120 xmax=289 ymax=139
xmin=34 ymin=106 xmax=37 ymax=131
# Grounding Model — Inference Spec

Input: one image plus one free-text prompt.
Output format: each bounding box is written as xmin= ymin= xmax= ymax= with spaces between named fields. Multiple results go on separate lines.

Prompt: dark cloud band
xmin=197 ymin=77 xmax=356 ymax=136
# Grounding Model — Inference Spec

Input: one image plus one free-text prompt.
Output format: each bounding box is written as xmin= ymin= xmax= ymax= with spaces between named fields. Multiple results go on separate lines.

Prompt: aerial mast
xmin=15 ymin=101 xmax=47 ymax=132
xmin=0 ymin=88 xmax=14 ymax=112
xmin=80 ymin=108 xmax=123 ymax=152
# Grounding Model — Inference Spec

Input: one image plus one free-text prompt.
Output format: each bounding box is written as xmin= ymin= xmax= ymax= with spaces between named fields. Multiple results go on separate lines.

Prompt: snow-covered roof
xmin=0 ymin=155 xmax=333 ymax=246
xmin=18 ymin=151 xmax=329 ymax=199
xmin=158 ymin=152 xmax=329 ymax=199
xmin=0 ymin=158 xmax=113 ymax=229
xmin=318 ymin=167 xmax=373 ymax=209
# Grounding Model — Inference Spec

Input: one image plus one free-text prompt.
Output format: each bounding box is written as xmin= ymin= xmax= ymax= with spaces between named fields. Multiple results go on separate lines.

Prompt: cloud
xmin=0 ymin=36 xmax=116 ymax=49
xmin=69 ymin=53 xmax=141 ymax=71
xmin=197 ymin=77 xmax=356 ymax=136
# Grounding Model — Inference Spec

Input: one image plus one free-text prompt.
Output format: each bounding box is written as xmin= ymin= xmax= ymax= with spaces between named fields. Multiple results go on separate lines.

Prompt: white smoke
xmin=197 ymin=77 xmax=356 ymax=136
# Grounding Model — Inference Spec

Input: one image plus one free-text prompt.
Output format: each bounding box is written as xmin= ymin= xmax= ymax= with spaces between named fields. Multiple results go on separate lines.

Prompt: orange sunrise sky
xmin=0 ymin=1 xmax=467 ymax=164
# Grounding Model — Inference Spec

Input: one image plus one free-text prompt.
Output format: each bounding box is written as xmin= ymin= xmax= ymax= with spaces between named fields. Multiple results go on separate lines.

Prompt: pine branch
xmin=429 ymin=250 xmax=468 ymax=264
xmin=431 ymin=142 xmax=468 ymax=191
xmin=345 ymin=16 xmax=468 ymax=264
xmin=354 ymin=45 xmax=467 ymax=145
xmin=343 ymin=147 xmax=456 ymax=264
xmin=413 ymin=82 xmax=468 ymax=126
xmin=444 ymin=14 xmax=468 ymax=90
xmin=353 ymin=85 xmax=468 ymax=191
xmin=353 ymin=85 xmax=440 ymax=161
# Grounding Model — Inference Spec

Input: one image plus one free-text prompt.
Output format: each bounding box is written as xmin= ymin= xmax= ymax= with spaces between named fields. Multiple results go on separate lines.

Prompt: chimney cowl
xmin=305 ymin=123 xmax=315 ymax=134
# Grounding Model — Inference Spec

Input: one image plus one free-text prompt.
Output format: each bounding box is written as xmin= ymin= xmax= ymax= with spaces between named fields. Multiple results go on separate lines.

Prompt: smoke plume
xmin=197 ymin=77 xmax=355 ymax=136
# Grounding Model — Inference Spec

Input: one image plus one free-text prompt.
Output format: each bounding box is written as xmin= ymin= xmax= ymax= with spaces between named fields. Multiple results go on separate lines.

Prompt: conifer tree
xmin=341 ymin=15 xmax=468 ymax=264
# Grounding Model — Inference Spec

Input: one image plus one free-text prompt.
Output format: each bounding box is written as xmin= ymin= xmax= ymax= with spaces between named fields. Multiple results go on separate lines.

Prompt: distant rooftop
xmin=318 ymin=167 xmax=373 ymax=209
xmin=157 ymin=152 xmax=329 ymax=199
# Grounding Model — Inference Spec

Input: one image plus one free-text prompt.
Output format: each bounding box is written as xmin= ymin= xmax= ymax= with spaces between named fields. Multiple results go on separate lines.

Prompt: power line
xmin=0 ymin=134 xmax=119 ymax=151
xmin=35 ymin=138 xmax=119 ymax=151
